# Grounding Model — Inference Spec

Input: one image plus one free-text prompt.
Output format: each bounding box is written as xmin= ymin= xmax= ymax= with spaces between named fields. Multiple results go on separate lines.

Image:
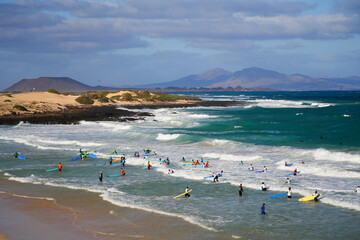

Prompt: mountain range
xmin=4 ymin=67 xmax=360 ymax=92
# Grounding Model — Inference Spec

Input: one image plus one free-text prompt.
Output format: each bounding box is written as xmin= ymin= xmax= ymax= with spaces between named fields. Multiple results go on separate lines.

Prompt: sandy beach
xmin=0 ymin=178 xmax=224 ymax=240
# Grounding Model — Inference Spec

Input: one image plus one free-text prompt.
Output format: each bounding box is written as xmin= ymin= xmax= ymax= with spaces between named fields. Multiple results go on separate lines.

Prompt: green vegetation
xmin=6 ymin=93 xmax=12 ymax=97
xmin=4 ymin=99 xmax=11 ymax=102
xmin=75 ymin=96 xmax=94 ymax=105
xmin=78 ymin=90 xmax=199 ymax=104
xmin=13 ymin=105 xmax=28 ymax=111
xmin=48 ymin=89 xmax=60 ymax=94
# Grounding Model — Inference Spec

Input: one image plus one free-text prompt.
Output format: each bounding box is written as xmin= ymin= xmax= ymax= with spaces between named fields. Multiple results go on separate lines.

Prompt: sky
xmin=0 ymin=0 xmax=359 ymax=89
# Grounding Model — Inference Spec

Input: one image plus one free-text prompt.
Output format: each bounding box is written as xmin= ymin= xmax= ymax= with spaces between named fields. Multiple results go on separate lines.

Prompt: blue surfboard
xmin=95 ymin=163 xmax=106 ymax=166
xmin=269 ymin=192 xmax=287 ymax=198
xmin=204 ymin=175 xmax=214 ymax=179
xmin=244 ymin=169 xmax=254 ymax=172
xmin=255 ymin=170 xmax=264 ymax=173
xmin=111 ymin=161 xmax=124 ymax=167
xmin=285 ymin=171 xmax=300 ymax=176
xmin=17 ymin=155 xmax=26 ymax=159
xmin=285 ymin=163 xmax=293 ymax=167
xmin=71 ymin=155 xmax=81 ymax=161
xmin=88 ymin=153 xmax=97 ymax=158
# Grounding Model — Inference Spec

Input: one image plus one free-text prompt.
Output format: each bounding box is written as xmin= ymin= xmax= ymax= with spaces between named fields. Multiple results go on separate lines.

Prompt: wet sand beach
xmin=0 ymin=179 xmax=225 ymax=240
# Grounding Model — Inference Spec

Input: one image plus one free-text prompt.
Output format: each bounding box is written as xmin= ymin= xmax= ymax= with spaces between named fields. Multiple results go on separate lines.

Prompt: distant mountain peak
xmin=196 ymin=68 xmax=233 ymax=80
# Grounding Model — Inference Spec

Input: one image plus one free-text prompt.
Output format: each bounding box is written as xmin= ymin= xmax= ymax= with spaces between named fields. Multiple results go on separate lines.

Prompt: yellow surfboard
xmin=298 ymin=194 xmax=322 ymax=202
xmin=113 ymin=158 xmax=122 ymax=162
xmin=172 ymin=189 xmax=192 ymax=199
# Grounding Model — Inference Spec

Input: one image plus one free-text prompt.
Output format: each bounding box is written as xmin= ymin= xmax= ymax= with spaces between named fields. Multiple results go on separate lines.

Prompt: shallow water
xmin=1 ymin=91 xmax=360 ymax=239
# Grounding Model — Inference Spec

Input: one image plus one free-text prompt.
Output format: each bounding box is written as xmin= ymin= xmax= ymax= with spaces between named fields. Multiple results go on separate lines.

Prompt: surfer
xmin=109 ymin=157 xmax=113 ymax=165
xmin=261 ymin=203 xmax=266 ymax=215
xmin=213 ymin=171 xmax=224 ymax=182
xmin=355 ymin=186 xmax=360 ymax=193
xmin=99 ymin=172 xmax=103 ymax=182
xmin=168 ymin=169 xmax=174 ymax=174
xmin=286 ymin=178 xmax=291 ymax=184
xmin=288 ymin=187 xmax=292 ymax=198
xmin=294 ymin=168 xmax=297 ymax=176
xmin=248 ymin=164 xmax=254 ymax=171
xmin=239 ymin=184 xmax=243 ymax=196
xmin=240 ymin=161 xmax=243 ymax=165
xmin=121 ymin=168 xmax=125 ymax=176
xmin=185 ymin=186 xmax=191 ymax=198
xmin=205 ymin=161 xmax=209 ymax=168
xmin=147 ymin=161 xmax=151 ymax=170
xmin=58 ymin=163 xmax=62 ymax=172
xmin=121 ymin=157 xmax=126 ymax=167
xmin=285 ymin=161 xmax=288 ymax=166
xmin=13 ymin=152 xmax=19 ymax=159
xmin=113 ymin=150 xmax=117 ymax=154
xmin=261 ymin=182 xmax=267 ymax=191
xmin=181 ymin=157 xmax=185 ymax=162
xmin=263 ymin=166 xmax=267 ymax=172
xmin=313 ymin=190 xmax=320 ymax=201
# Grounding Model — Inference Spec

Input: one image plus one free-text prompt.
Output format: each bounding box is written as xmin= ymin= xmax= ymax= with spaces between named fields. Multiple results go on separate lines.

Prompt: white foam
xmin=313 ymin=149 xmax=360 ymax=164
xmin=343 ymin=114 xmax=351 ymax=117
xmin=156 ymin=133 xmax=181 ymax=141
xmin=251 ymin=99 xmax=333 ymax=109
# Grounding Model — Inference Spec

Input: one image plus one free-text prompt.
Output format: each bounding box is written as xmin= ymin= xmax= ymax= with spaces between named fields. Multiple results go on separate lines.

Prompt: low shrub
xmin=13 ymin=105 xmax=28 ymax=111
xmin=75 ymin=96 xmax=94 ymax=105
xmin=48 ymin=89 xmax=60 ymax=94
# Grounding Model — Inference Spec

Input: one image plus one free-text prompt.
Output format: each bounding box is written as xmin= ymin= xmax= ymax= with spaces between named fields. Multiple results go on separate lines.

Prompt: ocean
xmin=1 ymin=91 xmax=360 ymax=239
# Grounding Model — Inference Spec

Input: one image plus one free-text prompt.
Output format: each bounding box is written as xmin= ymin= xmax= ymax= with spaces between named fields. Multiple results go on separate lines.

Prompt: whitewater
xmin=0 ymin=91 xmax=359 ymax=239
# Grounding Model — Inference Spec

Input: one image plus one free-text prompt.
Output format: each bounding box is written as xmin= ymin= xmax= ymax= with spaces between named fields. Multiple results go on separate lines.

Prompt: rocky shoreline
xmin=0 ymin=100 xmax=242 ymax=125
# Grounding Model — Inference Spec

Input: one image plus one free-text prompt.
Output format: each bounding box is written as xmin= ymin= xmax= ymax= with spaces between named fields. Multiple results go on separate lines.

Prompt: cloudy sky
xmin=1 ymin=0 xmax=359 ymax=89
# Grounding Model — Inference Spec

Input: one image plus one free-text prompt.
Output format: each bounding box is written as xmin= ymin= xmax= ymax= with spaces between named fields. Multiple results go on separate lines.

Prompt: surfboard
xmin=274 ymin=182 xmax=287 ymax=184
xmin=45 ymin=168 xmax=58 ymax=172
xmin=172 ymin=189 xmax=192 ymax=199
xmin=111 ymin=161 xmax=124 ymax=167
xmin=71 ymin=155 xmax=81 ymax=161
xmin=244 ymin=169 xmax=254 ymax=172
xmin=255 ymin=170 xmax=264 ymax=173
xmin=269 ymin=192 xmax=287 ymax=199
xmin=204 ymin=175 xmax=214 ymax=179
xmin=107 ymin=174 xmax=121 ymax=177
xmin=88 ymin=153 xmax=97 ymax=158
xmin=95 ymin=163 xmax=106 ymax=166
xmin=298 ymin=194 xmax=322 ymax=202
xmin=17 ymin=155 xmax=26 ymax=159
xmin=285 ymin=171 xmax=300 ymax=176
xmin=196 ymin=165 xmax=204 ymax=168
xmin=183 ymin=164 xmax=193 ymax=166
xmin=113 ymin=158 xmax=122 ymax=162
xmin=285 ymin=163 xmax=293 ymax=167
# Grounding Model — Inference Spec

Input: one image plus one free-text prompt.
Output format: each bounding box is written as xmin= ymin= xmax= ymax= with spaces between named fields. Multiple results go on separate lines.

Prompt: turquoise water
xmin=0 ymin=91 xmax=360 ymax=239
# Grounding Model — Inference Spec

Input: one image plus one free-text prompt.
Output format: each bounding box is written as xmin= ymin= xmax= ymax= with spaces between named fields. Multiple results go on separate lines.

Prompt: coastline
xmin=0 ymin=100 xmax=243 ymax=125
xmin=0 ymin=178 xmax=226 ymax=240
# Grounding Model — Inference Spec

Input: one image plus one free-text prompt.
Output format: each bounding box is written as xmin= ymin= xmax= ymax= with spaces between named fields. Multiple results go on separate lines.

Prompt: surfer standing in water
xmin=288 ymin=187 xmax=292 ymax=198
xmin=239 ymin=184 xmax=243 ymax=196
xmin=261 ymin=203 xmax=266 ymax=215
xmin=58 ymin=163 xmax=62 ymax=172
xmin=355 ymin=186 xmax=360 ymax=193
xmin=261 ymin=182 xmax=267 ymax=191
xmin=185 ymin=186 xmax=191 ymax=198
xmin=13 ymin=152 xmax=18 ymax=159
xmin=99 ymin=172 xmax=103 ymax=182
xmin=313 ymin=190 xmax=320 ymax=201
xmin=294 ymin=168 xmax=297 ymax=175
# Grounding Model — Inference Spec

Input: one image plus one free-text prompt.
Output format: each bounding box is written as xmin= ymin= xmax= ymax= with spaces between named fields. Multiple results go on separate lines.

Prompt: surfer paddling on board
xmin=261 ymin=182 xmax=267 ymax=191
xmin=313 ymin=190 xmax=320 ymax=201
xmin=185 ymin=186 xmax=191 ymax=198
xmin=355 ymin=186 xmax=360 ymax=193
xmin=99 ymin=172 xmax=103 ymax=182
xmin=294 ymin=168 xmax=298 ymax=176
